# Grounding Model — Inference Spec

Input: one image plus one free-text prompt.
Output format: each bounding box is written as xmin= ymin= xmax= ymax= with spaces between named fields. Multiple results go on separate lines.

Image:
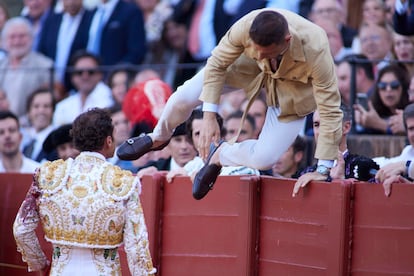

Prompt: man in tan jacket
xmin=118 ymin=9 xmax=343 ymax=199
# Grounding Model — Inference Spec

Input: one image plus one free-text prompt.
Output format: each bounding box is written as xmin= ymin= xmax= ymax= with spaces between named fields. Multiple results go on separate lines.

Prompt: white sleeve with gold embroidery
xmin=13 ymin=182 xmax=48 ymax=272
xmin=123 ymin=183 xmax=157 ymax=275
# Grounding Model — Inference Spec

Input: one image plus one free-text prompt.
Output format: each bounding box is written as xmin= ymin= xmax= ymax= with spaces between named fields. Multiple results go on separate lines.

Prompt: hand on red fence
xmin=375 ymin=161 xmax=406 ymax=183
xmin=292 ymin=171 xmax=328 ymax=197
xmin=382 ymin=174 xmax=412 ymax=197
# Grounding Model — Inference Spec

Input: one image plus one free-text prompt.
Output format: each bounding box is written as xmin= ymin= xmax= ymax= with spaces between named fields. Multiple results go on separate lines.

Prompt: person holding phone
xmin=354 ymin=64 xmax=410 ymax=135
xmin=356 ymin=93 xmax=369 ymax=110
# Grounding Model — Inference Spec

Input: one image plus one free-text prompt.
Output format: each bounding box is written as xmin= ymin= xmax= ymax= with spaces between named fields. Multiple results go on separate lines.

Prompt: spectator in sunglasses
xmin=52 ymin=50 xmax=114 ymax=126
xmin=384 ymin=73 xmax=414 ymax=135
xmin=354 ymin=64 xmax=410 ymax=134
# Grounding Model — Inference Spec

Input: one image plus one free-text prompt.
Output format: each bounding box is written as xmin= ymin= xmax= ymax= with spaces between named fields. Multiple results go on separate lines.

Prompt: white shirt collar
xmin=99 ymin=0 xmax=118 ymax=21
xmin=169 ymin=158 xmax=182 ymax=171
xmin=63 ymin=8 xmax=84 ymax=21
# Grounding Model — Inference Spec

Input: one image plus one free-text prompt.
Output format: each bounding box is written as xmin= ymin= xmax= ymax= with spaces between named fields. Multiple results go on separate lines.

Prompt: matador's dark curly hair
xmin=71 ymin=108 xmax=114 ymax=152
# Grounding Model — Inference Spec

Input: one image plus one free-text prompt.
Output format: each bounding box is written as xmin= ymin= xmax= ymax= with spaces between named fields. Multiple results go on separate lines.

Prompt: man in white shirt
xmin=53 ymin=51 xmax=114 ymax=126
xmin=374 ymin=103 xmax=414 ymax=167
xmin=374 ymin=103 xmax=414 ymax=196
xmin=165 ymin=109 xmax=260 ymax=186
xmin=0 ymin=111 xmax=40 ymax=173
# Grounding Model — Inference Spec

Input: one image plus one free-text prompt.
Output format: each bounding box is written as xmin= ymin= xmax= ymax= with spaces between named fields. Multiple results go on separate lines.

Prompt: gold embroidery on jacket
xmin=38 ymin=155 xmax=134 ymax=247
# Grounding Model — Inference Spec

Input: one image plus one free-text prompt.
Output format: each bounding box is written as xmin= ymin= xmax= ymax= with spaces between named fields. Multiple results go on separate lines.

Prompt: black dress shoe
xmin=192 ymin=141 xmax=224 ymax=200
xmin=117 ymin=134 xmax=169 ymax=161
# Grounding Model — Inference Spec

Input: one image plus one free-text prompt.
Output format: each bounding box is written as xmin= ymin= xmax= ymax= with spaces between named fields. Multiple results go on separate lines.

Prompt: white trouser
xmin=152 ymin=68 xmax=205 ymax=140
xmin=50 ymin=246 xmax=121 ymax=276
xmin=152 ymin=68 xmax=305 ymax=170
xmin=220 ymin=107 xmax=305 ymax=170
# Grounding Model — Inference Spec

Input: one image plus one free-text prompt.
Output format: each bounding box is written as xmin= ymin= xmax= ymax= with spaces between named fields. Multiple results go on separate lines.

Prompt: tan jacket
xmin=199 ymin=8 xmax=342 ymax=160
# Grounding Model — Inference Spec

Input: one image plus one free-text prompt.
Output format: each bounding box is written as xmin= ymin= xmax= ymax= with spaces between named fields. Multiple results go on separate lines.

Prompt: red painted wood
xmin=351 ymin=182 xmax=414 ymax=276
xmin=259 ymin=177 xmax=331 ymax=275
xmin=118 ymin=173 xmax=164 ymax=275
xmin=2 ymin=173 xmax=414 ymax=276
xmin=0 ymin=173 xmax=51 ymax=276
xmin=159 ymin=175 xmax=259 ymax=276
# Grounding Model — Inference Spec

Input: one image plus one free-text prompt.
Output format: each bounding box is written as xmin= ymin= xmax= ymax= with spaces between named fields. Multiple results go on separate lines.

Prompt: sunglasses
xmin=72 ymin=69 xmax=99 ymax=76
xmin=377 ymin=80 xmax=401 ymax=90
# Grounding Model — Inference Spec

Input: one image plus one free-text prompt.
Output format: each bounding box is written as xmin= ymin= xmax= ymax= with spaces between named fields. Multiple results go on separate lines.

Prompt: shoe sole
xmin=193 ymin=164 xmax=222 ymax=200
xmin=117 ymin=135 xmax=169 ymax=161
xmin=192 ymin=140 xmax=224 ymax=200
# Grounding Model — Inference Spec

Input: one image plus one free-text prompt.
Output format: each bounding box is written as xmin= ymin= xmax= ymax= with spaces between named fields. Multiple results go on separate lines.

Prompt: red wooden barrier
xmin=158 ymin=175 xmax=260 ymax=276
xmin=351 ymin=182 xmax=414 ymax=275
xmin=0 ymin=173 xmax=52 ymax=276
xmin=1 ymin=173 xmax=414 ymax=275
xmin=0 ymin=173 xmax=162 ymax=276
xmin=258 ymin=177 xmax=352 ymax=276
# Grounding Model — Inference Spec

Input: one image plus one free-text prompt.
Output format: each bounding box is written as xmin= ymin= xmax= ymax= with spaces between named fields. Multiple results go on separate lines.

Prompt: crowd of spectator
xmin=0 ymin=0 xmax=413 ymax=191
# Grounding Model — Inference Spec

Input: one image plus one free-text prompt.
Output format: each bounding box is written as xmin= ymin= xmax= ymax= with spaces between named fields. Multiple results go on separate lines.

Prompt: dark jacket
xmin=393 ymin=1 xmax=414 ymax=35
xmin=38 ymin=9 xmax=94 ymax=91
xmin=94 ymin=0 xmax=146 ymax=66
xmin=138 ymin=157 xmax=172 ymax=172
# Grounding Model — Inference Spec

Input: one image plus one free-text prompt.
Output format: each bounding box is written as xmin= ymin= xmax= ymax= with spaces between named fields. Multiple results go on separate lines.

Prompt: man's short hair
xmin=226 ymin=110 xmax=256 ymax=131
xmin=71 ymin=108 xmax=114 ymax=152
xmin=0 ymin=110 xmax=19 ymax=127
xmin=338 ymin=54 xmax=375 ymax=81
xmin=1 ymin=17 xmax=33 ymax=41
xmin=249 ymin=11 xmax=289 ymax=46
xmin=68 ymin=50 xmax=102 ymax=71
xmin=291 ymin=135 xmax=306 ymax=155
xmin=185 ymin=109 xmax=225 ymax=140
xmin=172 ymin=122 xmax=187 ymax=137
xmin=403 ymin=103 xmax=414 ymax=130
